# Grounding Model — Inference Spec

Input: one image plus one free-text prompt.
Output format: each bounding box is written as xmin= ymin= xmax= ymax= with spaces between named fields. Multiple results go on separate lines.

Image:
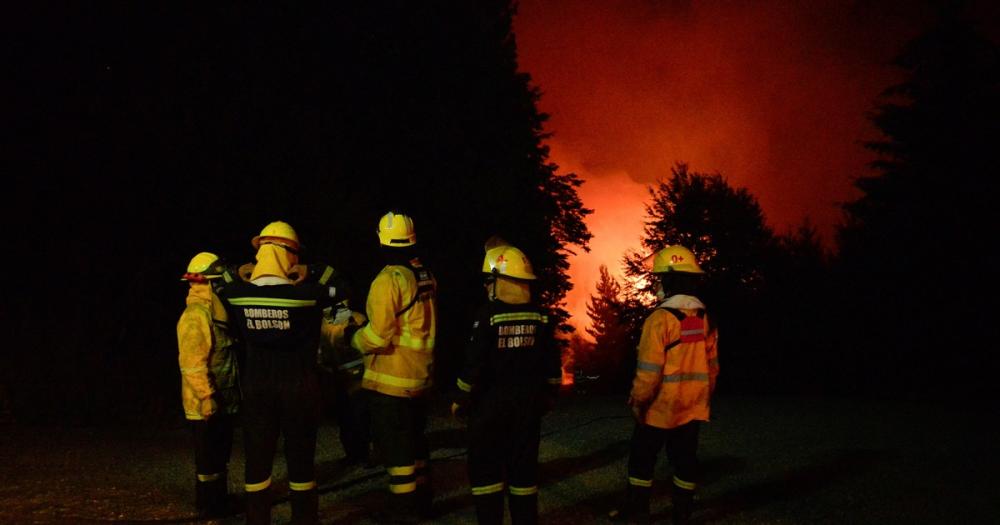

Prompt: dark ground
xmin=1 ymin=392 xmax=997 ymax=524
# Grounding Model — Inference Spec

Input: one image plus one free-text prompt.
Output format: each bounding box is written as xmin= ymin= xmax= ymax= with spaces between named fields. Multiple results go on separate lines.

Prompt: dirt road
xmin=1 ymin=393 xmax=996 ymax=524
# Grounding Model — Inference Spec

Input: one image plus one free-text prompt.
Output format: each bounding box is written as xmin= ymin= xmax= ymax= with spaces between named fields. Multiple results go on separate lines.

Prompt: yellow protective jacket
xmin=176 ymin=283 xmax=239 ymax=420
xmin=351 ymin=261 xmax=436 ymax=398
xmin=630 ymin=294 xmax=719 ymax=429
xmin=320 ymin=307 xmax=367 ymax=395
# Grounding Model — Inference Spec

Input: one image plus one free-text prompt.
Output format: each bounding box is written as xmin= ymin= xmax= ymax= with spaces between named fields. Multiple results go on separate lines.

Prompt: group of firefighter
xmin=176 ymin=211 xmax=719 ymax=525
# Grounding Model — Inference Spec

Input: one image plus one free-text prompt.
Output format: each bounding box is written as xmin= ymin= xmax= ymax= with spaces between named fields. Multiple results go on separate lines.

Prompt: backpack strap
xmin=659 ymin=306 xmax=686 ymax=321
xmin=396 ymin=265 xmax=435 ymax=317
xmin=658 ymin=306 xmax=708 ymax=350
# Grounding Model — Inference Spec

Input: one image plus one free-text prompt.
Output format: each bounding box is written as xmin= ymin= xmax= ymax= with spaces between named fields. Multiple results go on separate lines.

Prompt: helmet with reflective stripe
xmin=652 ymin=245 xmax=704 ymax=274
xmin=377 ymin=212 xmax=416 ymax=247
xmin=482 ymin=245 xmax=536 ymax=280
xmin=182 ymin=251 xmax=225 ymax=281
xmin=252 ymin=221 xmax=300 ymax=253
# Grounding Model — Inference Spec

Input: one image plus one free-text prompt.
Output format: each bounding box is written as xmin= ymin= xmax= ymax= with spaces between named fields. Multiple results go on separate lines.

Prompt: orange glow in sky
xmin=513 ymin=0 xmax=923 ymax=333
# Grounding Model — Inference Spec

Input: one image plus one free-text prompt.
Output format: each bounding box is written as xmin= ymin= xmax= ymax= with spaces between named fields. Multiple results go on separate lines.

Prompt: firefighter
xmin=608 ymin=245 xmax=719 ymax=524
xmin=215 ymin=221 xmax=346 ymax=525
xmin=452 ymin=244 xmax=561 ymax=525
xmin=177 ymin=251 xmax=240 ymax=518
xmin=350 ymin=211 xmax=437 ymax=524
xmin=319 ymin=303 xmax=373 ymax=468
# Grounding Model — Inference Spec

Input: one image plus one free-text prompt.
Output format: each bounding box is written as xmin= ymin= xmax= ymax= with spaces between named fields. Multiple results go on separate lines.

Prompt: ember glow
xmin=513 ymin=0 xmax=927 ymax=332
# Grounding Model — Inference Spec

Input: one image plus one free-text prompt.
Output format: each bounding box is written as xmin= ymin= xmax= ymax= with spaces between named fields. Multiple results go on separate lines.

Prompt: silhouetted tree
xmin=5 ymin=1 xmax=591 ymax=423
xmin=623 ymin=164 xmax=775 ymax=319
xmin=617 ymin=164 xmax=777 ymax=393
xmin=837 ymin=5 xmax=999 ymax=395
xmin=583 ymin=266 xmax=630 ymax=385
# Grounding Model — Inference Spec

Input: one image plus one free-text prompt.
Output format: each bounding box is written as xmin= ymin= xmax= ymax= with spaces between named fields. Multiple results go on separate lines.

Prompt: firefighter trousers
xmin=243 ymin=377 xmax=321 ymax=525
xmin=191 ymin=413 xmax=234 ymax=513
xmin=329 ymin=384 xmax=371 ymax=464
xmin=467 ymin=391 xmax=543 ymax=525
xmin=192 ymin=413 xmax=234 ymax=480
xmin=626 ymin=420 xmax=700 ymax=491
xmin=368 ymin=391 xmax=431 ymax=519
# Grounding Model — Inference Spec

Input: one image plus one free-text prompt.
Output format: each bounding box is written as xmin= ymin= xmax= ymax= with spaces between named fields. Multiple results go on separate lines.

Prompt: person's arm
xmin=452 ymin=306 xmax=491 ymax=421
xmin=629 ymin=310 xmax=671 ymax=414
xmin=177 ymin=308 xmax=216 ymax=418
xmin=351 ymin=269 xmax=403 ymax=354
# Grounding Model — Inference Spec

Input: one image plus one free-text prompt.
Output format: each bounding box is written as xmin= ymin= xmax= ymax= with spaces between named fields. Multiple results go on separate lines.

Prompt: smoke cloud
xmin=514 ymin=0 xmax=936 ymax=330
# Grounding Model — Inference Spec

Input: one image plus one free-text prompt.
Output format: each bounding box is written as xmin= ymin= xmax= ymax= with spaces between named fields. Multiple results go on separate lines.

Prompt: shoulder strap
xmin=658 ymin=307 xmax=685 ymax=352
xmin=395 ymin=265 xmax=435 ymax=317
xmin=659 ymin=306 xmax=686 ymax=321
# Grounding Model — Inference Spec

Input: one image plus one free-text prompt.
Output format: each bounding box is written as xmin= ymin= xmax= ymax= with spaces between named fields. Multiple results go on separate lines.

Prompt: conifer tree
xmin=836 ymin=6 xmax=999 ymax=393
xmin=584 ymin=265 xmax=630 ymax=379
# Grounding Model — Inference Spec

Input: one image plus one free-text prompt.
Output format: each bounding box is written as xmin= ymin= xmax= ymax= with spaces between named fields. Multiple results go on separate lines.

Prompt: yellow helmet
xmin=482 ymin=245 xmax=536 ymax=280
xmin=377 ymin=212 xmax=416 ymax=247
xmin=652 ymin=245 xmax=704 ymax=274
xmin=252 ymin=221 xmax=300 ymax=253
xmin=182 ymin=251 xmax=225 ymax=281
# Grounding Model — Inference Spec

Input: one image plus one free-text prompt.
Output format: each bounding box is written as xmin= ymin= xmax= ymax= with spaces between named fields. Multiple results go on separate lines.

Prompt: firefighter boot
xmin=607 ymin=485 xmax=650 ymax=524
xmin=671 ymin=485 xmax=695 ymax=525
xmin=415 ymin=467 xmax=434 ymax=519
xmin=508 ymin=492 xmax=538 ymax=525
xmin=289 ymin=487 xmax=319 ymax=525
xmin=194 ymin=478 xmax=209 ymax=516
xmin=473 ymin=491 xmax=504 ymax=525
xmin=245 ymin=487 xmax=273 ymax=525
xmin=204 ymin=473 xmax=230 ymax=518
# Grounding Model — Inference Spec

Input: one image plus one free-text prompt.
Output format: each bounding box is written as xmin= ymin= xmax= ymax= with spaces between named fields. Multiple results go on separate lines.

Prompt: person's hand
xmin=450 ymin=401 xmax=468 ymax=425
xmin=627 ymin=395 xmax=646 ymax=422
xmin=630 ymin=404 xmax=645 ymax=421
xmin=199 ymin=397 xmax=217 ymax=419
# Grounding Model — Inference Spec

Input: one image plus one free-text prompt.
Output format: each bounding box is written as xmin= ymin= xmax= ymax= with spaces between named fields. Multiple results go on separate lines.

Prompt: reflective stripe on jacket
xmin=352 ymin=262 xmax=437 ymax=398
xmin=631 ymin=295 xmax=719 ymax=429
xmin=177 ymin=283 xmax=238 ymax=420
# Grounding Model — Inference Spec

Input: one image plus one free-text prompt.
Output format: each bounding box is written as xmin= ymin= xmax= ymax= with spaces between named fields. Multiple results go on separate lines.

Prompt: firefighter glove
xmin=199 ymin=397 xmax=217 ymax=419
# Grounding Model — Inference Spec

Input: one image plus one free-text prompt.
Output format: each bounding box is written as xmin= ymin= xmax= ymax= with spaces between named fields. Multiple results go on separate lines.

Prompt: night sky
xmin=512 ymin=0 xmax=998 ymax=328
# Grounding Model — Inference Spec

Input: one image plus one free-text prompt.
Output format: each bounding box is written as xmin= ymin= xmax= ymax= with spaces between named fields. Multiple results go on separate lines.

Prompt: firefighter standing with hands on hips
xmin=608 ymin=245 xmax=719 ymax=524
xmin=350 ymin=211 xmax=437 ymax=524
xmin=452 ymin=243 xmax=561 ymax=525
xmin=177 ymin=251 xmax=240 ymax=518
xmin=216 ymin=221 xmax=346 ymax=525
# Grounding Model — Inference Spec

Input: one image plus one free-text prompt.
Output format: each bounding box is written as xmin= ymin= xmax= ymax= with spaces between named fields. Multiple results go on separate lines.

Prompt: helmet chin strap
xmin=487 ymin=272 xmax=498 ymax=301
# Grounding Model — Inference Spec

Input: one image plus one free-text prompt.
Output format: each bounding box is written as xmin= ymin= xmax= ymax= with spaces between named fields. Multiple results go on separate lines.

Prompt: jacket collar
xmin=659 ymin=294 xmax=705 ymax=310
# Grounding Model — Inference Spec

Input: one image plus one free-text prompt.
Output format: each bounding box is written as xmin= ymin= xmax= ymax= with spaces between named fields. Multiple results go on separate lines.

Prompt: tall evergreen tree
xmin=840 ymin=5 xmax=999 ymax=280
xmin=837 ymin=5 xmax=999 ymax=394
xmin=584 ymin=265 xmax=630 ymax=382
